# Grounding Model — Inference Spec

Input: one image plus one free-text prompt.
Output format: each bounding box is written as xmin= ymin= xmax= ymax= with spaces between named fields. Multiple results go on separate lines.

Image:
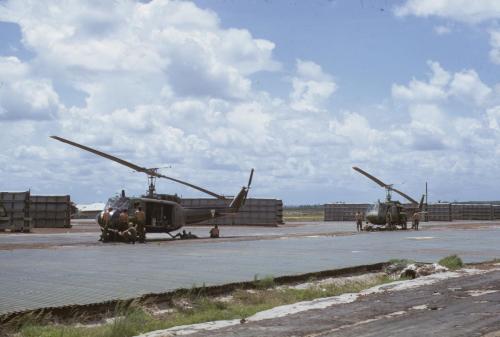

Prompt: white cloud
xmin=392 ymin=61 xmax=450 ymax=102
xmin=290 ymin=59 xmax=337 ymax=112
xmin=489 ymin=30 xmax=500 ymax=64
xmin=394 ymin=0 xmax=500 ymax=24
xmin=396 ymin=1 xmax=500 ymax=67
xmin=434 ymin=25 xmax=452 ymax=35
xmin=0 ymin=56 xmax=61 ymax=120
xmin=393 ymin=61 xmax=491 ymax=106
xmin=449 ymin=69 xmax=492 ymax=105
xmin=2 ymin=0 xmax=500 ymax=204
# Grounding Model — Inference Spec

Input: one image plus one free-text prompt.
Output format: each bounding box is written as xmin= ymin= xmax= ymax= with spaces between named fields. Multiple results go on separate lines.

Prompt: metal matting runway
xmin=1 ymin=221 xmax=500 ymax=315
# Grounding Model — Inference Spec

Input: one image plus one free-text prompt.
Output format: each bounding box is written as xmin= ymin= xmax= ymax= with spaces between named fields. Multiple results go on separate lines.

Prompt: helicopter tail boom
xmin=228 ymin=168 xmax=254 ymax=212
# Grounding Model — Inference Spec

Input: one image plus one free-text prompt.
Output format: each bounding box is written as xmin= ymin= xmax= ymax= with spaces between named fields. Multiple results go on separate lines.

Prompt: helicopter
xmin=352 ymin=166 xmax=425 ymax=231
xmin=51 ymin=136 xmax=254 ymax=242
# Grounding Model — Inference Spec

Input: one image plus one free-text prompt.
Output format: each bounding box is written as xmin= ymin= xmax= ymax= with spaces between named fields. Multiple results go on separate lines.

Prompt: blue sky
xmin=1 ymin=0 xmax=500 ymax=205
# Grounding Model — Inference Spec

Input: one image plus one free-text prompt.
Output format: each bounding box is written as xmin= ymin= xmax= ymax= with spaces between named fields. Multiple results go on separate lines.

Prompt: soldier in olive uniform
xmin=100 ymin=207 xmax=113 ymax=242
xmin=118 ymin=209 xmax=129 ymax=231
xmin=355 ymin=212 xmax=363 ymax=232
xmin=412 ymin=212 xmax=421 ymax=231
xmin=210 ymin=224 xmax=220 ymax=238
xmin=135 ymin=206 xmax=146 ymax=243
xmin=121 ymin=224 xmax=137 ymax=244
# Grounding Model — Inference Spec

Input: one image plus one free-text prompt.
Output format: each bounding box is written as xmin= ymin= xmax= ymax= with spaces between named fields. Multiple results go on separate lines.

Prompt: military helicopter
xmin=51 ymin=136 xmax=254 ymax=242
xmin=353 ymin=166 xmax=425 ymax=230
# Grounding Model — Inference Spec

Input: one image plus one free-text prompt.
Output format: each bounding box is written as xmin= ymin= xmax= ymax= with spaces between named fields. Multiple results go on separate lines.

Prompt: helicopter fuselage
xmin=364 ymin=201 xmax=408 ymax=227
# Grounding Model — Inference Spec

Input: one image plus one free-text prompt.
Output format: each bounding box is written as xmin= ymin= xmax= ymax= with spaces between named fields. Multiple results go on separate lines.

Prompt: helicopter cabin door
xmin=145 ymin=202 xmax=174 ymax=228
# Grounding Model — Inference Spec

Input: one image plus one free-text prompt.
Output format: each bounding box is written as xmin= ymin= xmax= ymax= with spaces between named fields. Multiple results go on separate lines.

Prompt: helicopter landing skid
xmin=364 ymin=225 xmax=412 ymax=232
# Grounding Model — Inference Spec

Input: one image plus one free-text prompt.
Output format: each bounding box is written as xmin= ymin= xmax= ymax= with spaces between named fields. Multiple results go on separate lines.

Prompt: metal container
xmin=30 ymin=195 xmax=71 ymax=228
xmin=0 ymin=191 xmax=31 ymax=232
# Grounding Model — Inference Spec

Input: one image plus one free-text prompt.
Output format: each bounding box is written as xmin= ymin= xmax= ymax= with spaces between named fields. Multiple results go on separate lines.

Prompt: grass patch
xmin=388 ymin=259 xmax=415 ymax=265
xmin=283 ymin=206 xmax=324 ymax=222
xmin=14 ymin=274 xmax=394 ymax=337
xmin=438 ymin=255 xmax=463 ymax=270
xmin=253 ymin=275 xmax=275 ymax=289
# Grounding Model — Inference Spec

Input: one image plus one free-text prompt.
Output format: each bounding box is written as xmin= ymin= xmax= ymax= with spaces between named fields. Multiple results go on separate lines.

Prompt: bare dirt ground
xmin=182 ymin=265 xmax=500 ymax=337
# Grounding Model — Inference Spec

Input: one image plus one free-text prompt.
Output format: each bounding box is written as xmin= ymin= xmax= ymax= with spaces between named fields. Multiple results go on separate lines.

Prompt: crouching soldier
xmin=209 ymin=224 xmax=220 ymax=238
xmin=120 ymin=224 xmax=137 ymax=244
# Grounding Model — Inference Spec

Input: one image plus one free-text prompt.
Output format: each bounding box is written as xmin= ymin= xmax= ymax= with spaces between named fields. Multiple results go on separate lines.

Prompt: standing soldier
xmin=412 ymin=212 xmax=421 ymax=230
xmin=135 ymin=206 xmax=146 ymax=243
xmin=100 ymin=207 xmax=113 ymax=242
xmin=118 ymin=209 xmax=129 ymax=232
xmin=355 ymin=212 xmax=363 ymax=232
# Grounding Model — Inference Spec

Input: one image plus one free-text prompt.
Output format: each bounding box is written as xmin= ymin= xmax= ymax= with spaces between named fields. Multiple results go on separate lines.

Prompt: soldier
xmin=135 ymin=206 xmax=146 ymax=243
xmin=180 ymin=230 xmax=188 ymax=239
xmin=121 ymin=224 xmax=137 ymax=244
xmin=209 ymin=224 xmax=220 ymax=238
xmin=187 ymin=231 xmax=198 ymax=239
xmin=412 ymin=212 xmax=421 ymax=230
xmin=118 ymin=209 xmax=129 ymax=231
xmin=100 ymin=207 xmax=113 ymax=242
xmin=355 ymin=212 xmax=363 ymax=232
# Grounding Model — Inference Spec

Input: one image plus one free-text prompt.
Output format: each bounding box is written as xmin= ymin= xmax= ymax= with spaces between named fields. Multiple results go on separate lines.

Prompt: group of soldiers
xmin=100 ymin=205 xmax=146 ymax=243
xmin=99 ymin=207 xmax=222 ymax=243
xmin=354 ymin=211 xmax=421 ymax=231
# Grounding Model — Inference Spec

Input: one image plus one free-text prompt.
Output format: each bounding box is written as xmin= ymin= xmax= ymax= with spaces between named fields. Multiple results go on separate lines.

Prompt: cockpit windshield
xmin=368 ymin=203 xmax=379 ymax=213
xmin=105 ymin=195 xmax=130 ymax=212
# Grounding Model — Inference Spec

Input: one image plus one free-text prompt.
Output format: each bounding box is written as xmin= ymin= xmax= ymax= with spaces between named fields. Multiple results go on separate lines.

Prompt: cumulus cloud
xmin=392 ymin=61 xmax=450 ymax=102
xmin=2 ymin=0 xmax=500 ymax=204
xmin=392 ymin=61 xmax=491 ymax=106
xmin=0 ymin=56 xmax=61 ymax=120
xmin=395 ymin=1 xmax=500 ymax=67
xmin=290 ymin=59 xmax=337 ymax=112
xmin=394 ymin=0 xmax=500 ymax=24
xmin=449 ymin=69 xmax=492 ymax=105
xmin=489 ymin=30 xmax=500 ymax=65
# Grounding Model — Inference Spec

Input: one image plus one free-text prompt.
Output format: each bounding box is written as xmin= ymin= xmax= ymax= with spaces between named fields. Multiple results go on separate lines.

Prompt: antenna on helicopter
xmin=50 ymin=136 xmax=226 ymax=200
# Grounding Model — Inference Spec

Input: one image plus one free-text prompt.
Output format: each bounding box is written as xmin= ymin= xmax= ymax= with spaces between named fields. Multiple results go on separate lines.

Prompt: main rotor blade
xmin=390 ymin=187 xmax=418 ymax=204
xmin=51 ymin=136 xmax=151 ymax=174
xmin=155 ymin=172 xmax=225 ymax=200
xmin=51 ymin=135 xmax=226 ymax=200
xmin=247 ymin=168 xmax=254 ymax=188
xmin=352 ymin=167 xmax=388 ymax=188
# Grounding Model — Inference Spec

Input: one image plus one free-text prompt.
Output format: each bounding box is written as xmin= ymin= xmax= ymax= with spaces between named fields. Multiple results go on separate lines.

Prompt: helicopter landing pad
xmin=1 ymin=221 xmax=500 ymax=315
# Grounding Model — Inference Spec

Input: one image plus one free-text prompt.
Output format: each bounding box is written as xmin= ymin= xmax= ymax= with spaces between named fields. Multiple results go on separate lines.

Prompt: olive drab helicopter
xmin=51 ymin=136 xmax=254 ymax=242
xmin=353 ymin=167 xmax=425 ymax=231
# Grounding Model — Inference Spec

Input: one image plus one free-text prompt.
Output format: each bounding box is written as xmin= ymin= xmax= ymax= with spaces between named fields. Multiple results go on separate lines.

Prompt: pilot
xmin=135 ymin=206 xmax=146 ymax=243
xmin=355 ymin=212 xmax=363 ymax=232
xmin=210 ymin=224 xmax=220 ymax=238
xmin=100 ymin=207 xmax=113 ymax=242
xmin=412 ymin=212 xmax=421 ymax=230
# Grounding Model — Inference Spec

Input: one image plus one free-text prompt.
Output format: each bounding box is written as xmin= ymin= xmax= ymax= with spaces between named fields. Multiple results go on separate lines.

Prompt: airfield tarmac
xmin=1 ymin=220 xmax=500 ymax=315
